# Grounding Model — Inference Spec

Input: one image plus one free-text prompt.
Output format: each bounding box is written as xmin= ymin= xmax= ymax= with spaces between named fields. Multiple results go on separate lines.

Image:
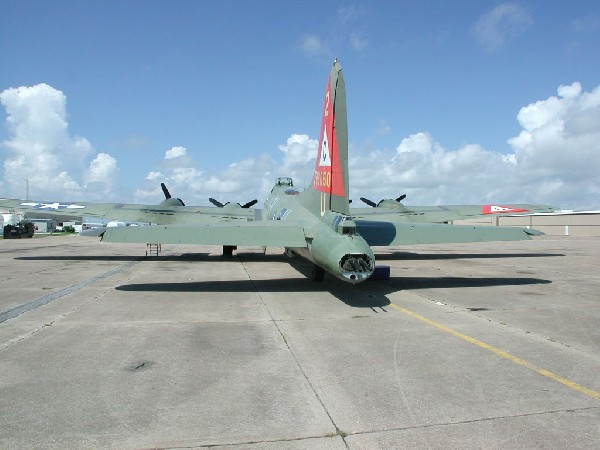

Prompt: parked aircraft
xmin=96 ymin=60 xmax=543 ymax=283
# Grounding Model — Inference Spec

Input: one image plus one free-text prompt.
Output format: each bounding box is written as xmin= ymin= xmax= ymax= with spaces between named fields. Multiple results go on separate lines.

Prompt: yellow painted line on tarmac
xmin=388 ymin=303 xmax=600 ymax=402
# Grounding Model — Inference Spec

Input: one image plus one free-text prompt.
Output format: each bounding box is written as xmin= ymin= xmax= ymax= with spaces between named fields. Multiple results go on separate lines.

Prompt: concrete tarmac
xmin=0 ymin=235 xmax=598 ymax=449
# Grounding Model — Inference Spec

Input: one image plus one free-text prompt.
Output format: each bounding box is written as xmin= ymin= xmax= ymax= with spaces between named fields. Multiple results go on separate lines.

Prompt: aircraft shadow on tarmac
xmin=115 ymin=276 xmax=551 ymax=309
xmin=14 ymin=250 xmax=552 ymax=308
xmin=114 ymin=252 xmax=552 ymax=309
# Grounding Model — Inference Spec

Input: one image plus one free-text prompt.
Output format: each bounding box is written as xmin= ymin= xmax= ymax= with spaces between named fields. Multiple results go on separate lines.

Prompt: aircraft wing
xmin=351 ymin=204 xmax=556 ymax=223
xmin=100 ymin=218 xmax=539 ymax=248
xmin=0 ymin=198 xmax=255 ymax=224
xmin=355 ymin=220 xmax=542 ymax=246
xmin=101 ymin=222 xmax=308 ymax=247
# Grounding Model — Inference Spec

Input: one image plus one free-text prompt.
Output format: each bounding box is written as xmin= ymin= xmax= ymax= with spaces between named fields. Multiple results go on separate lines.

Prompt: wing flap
xmin=356 ymin=220 xmax=542 ymax=246
xmin=101 ymin=222 xmax=308 ymax=247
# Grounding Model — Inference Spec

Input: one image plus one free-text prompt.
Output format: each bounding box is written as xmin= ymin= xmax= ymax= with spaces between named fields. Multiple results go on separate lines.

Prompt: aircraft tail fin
xmin=302 ymin=59 xmax=350 ymax=216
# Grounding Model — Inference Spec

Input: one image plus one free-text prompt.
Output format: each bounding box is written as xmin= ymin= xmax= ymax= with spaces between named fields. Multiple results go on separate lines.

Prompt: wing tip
xmin=524 ymin=227 xmax=545 ymax=236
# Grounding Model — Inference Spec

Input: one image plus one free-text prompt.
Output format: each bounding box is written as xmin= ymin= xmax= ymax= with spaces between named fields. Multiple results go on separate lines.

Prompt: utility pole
xmin=24 ymin=179 xmax=29 ymax=200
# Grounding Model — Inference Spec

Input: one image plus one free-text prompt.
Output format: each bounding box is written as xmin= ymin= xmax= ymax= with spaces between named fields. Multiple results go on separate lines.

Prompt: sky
xmin=1 ymin=1 xmax=599 ymax=210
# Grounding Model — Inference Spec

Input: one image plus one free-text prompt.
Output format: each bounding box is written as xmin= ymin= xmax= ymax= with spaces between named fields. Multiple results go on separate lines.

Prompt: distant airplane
xmin=0 ymin=60 xmax=546 ymax=283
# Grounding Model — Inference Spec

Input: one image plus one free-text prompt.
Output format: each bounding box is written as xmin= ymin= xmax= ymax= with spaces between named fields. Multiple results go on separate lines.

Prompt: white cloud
xmin=349 ymin=133 xmax=515 ymax=206
xmin=0 ymin=83 xmax=119 ymax=200
xmin=165 ymin=146 xmax=187 ymax=159
xmin=85 ymin=153 xmax=117 ymax=183
xmin=349 ymin=33 xmax=368 ymax=51
xmin=508 ymin=82 xmax=600 ymax=190
xmin=299 ymin=34 xmax=326 ymax=56
xmin=348 ymin=82 xmax=600 ymax=209
xmin=146 ymin=171 xmax=164 ymax=181
xmin=278 ymin=134 xmax=317 ymax=170
xmin=337 ymin=5 xmax=361 ymax=26
xmin=135 ymin=145 xmax=279 ymax=206
xmin=299 ymin=5 xmax=367 ymax=57
xmin=3 ymin=81 xmax=599 ymax=211
xmin=83 ymin=153 xmax=118 ymax=200
xmin=473 ymin=3 xmax=532 ymax=51
xmin=376 ymin=119 xmax=391 ymax=136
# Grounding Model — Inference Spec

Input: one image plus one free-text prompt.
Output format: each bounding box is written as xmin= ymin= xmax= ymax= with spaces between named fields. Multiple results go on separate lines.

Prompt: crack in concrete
xmin=239 ymin=259 xmax=350 ymax=449
xmin=339 ymin=405 xmax=600 ymax=438
xmin=165 ymin=406 xmax=600 ymax=448
xmin=154 ymin=432 xmax=343 ymax=448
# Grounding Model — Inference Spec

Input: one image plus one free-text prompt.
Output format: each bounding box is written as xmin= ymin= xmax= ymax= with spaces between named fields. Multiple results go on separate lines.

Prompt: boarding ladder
xmin=146 ymin=243 xmax=162 ymax=257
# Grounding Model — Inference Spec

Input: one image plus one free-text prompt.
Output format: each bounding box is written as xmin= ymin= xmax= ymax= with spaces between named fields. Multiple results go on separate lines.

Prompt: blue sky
xmin=1 ymin=1 xmax=600 ymax=209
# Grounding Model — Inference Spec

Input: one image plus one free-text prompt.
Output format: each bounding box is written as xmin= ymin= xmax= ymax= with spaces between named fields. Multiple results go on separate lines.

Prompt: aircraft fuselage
xmin=263 ymin=179 xmax=374 ymax=283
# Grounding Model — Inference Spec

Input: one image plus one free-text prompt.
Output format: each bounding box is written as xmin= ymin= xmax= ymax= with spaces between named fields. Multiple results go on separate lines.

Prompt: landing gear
xmin=223 ymin=245 xmax=237 ymax=257
xmin=311 ymin=265 xmax=325 ymax=282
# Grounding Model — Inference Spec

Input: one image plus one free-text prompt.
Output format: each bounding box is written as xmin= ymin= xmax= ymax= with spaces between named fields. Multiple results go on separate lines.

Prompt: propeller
xmin=160 ymin=182 xmax=172 ymax=199
xmin=160 ymin=183 xmax=185 ymax=206
xmin=209 ymin=198 xmax=258 ymax=209
xmin=209 ymin=198 xmax=225 ymax=207
xmin=360 ymin=194 xmax=406 ymax=208
xmin=359 ymin=197 xmax=377 ymax=207
xmin=241 ymin=199 xmax=258 ymax=208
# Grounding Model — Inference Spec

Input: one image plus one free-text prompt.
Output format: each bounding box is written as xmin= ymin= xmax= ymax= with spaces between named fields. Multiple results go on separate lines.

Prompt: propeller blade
xmin=360 ymin=197 xmax=378 ymax=207
xmin=241 ymin=199 xmax=258 ymax=209
xmin=209 ymin=198 xmax=224 ymax=208
xmin=161 ymin=183 xmax=172 ymax=199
